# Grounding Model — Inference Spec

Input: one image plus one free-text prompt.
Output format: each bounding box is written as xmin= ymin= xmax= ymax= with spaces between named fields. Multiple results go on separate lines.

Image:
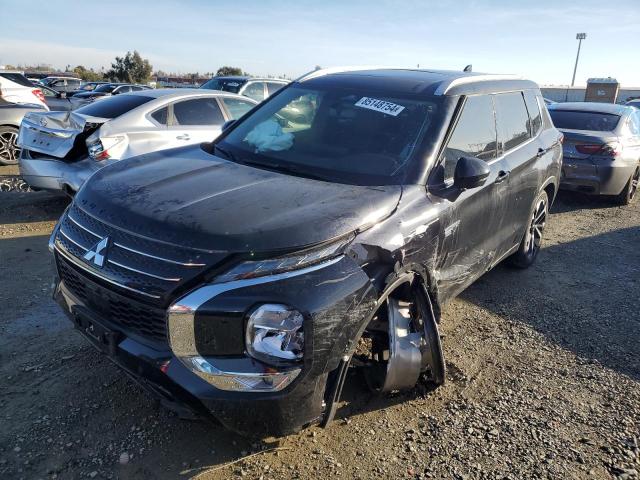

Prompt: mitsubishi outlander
xmin=49 ymin=68 xmax=562 ymax=436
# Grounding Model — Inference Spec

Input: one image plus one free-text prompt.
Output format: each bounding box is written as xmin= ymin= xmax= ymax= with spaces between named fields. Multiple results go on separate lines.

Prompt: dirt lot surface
xmin=0 ymin=175 xmax=638 ymax=479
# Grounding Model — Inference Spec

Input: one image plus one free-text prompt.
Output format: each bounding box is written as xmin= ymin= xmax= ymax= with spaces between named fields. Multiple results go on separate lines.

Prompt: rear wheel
xmin=509 ymin=190 xmax=549 ymax=269
xmin=616 ymin=168 xmax=639 ymax=205
xmin=0 ymin=126 xmax=19 ymax=165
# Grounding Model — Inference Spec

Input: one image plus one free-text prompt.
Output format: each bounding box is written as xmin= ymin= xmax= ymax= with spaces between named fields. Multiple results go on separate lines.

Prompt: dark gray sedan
xmin=39 ymin=85 xmax=72 ymax=111
xmin=548 ymin=102 xmax=640 ymax=204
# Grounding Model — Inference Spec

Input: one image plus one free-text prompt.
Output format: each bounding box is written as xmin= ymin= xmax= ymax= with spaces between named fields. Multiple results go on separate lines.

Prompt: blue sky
xmin=1 ymin=0 xmax=639 ymax=86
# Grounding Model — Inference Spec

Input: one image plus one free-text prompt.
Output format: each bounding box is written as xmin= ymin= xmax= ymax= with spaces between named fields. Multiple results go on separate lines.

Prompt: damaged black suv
xmin=50 ymin=68 xmax=562 ymax=436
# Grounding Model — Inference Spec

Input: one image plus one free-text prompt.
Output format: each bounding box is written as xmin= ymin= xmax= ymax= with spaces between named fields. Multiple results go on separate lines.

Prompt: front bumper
xmin=53 ymin=250 xmax=377 ymax=436
xmin=560 ymin=157 xmax=636 ymax=195
xmin=19 ymin=149 xmax=108 ymax=193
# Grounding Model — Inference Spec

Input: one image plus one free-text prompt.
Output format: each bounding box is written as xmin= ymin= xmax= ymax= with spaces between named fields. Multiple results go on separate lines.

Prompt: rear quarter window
xmin=523 ymin=91 xmax=542 ymax=136
xmin=549 ymin=110 xmax=621 ymax=132
xmin=75 ymin=95 xmax=153 ymax=119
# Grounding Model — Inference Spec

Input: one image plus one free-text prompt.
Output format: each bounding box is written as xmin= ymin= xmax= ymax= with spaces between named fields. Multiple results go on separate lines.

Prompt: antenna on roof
xmin=463 ymin=64 xmax=473 ymax=72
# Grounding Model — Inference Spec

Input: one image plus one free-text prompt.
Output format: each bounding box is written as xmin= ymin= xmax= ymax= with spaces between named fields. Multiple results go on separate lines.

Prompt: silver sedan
xmin=548 ymin=102 xmax=640 ymax=205
xmin=17 ymin=89 xmax=258 ymax=194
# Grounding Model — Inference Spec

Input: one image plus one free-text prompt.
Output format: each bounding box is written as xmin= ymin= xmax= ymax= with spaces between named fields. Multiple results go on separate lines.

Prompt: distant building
xmin=541 ymin=84 xmax=640 ymax=104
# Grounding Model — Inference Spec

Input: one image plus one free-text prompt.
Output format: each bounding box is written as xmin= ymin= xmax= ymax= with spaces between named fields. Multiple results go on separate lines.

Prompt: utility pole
xmin=571 ymin=33 xmax=587 ymax=87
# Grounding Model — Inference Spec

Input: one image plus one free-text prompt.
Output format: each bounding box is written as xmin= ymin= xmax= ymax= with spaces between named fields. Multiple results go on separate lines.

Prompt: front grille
xmin=53 ymin=203 xmax=229 ymax=344
xmin=58 ymin=255 xmax=168 ymax=343
xmin=54 ymin=204 xmax=226 ymax=303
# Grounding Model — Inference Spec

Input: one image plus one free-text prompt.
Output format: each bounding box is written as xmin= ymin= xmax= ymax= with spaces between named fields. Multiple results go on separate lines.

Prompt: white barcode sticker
xmin=355 ymin=97 xmax=405 ymax=116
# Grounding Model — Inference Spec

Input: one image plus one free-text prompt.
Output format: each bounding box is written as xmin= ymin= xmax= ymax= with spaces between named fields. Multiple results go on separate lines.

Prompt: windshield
xmin=93 ymin=84 xmax=117 ymax=93
xmin=75 ymin=94 xmax=153 ymax=119
xmin=215 ymin=85 xmax=440 ymax=185
xmin=200 ymin=78 xmax=246 ymax=93
xmin=549 ymin=110 xmax=621 ymax=132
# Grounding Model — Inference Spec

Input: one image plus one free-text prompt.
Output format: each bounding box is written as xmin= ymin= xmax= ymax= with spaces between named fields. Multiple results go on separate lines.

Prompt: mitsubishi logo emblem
xmin=83 ymin=237 xmax=110 ymax=268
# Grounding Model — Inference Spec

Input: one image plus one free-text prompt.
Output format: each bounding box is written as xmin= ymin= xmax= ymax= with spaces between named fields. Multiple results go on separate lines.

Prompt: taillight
xmin=575 ymin=144 xmax=604 ymax=155
xmin=32 ymin=88 xmax=45 ymax=104
xmin=87 ymin=135 xmax=125 ymax=161
xmin=575 ymin=142 xmax=621 ymax=157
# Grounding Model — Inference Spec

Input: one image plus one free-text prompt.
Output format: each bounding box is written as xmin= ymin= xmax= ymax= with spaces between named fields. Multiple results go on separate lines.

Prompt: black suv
xmin=50 ymin=68 xmax=562 ymax=436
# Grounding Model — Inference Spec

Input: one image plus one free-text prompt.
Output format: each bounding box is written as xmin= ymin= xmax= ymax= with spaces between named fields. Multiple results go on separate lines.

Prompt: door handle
xmin=536 ymin=147 xmax=547 ymax=158
xmin=176 ymin=134 xmax=190 ymax=140
xmin=494 ymin=170 xmax=510 ymax=184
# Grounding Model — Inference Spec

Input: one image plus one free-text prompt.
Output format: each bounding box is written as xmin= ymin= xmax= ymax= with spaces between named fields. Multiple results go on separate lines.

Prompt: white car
xmin=18 ymin=88 xmax=258 ymax=193
xmin=0 ymin=71 xmax=48 ymax=109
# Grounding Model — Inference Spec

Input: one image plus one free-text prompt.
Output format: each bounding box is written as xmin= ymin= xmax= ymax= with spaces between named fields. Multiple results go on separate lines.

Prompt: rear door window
xmin=494 ymin=92 xmax=531 ymax=152
xmin=243 ymin=82 xmax=265 ymax=101
xmin=172 ymin=98 xmax=225 ymax=126
xmin=75 ymin=94 xmax=153 ymax=118
xmin=0 ymin=72 xmax=33 ymax=87
xmin=442 ymin=95 xmax=497 ymax=181
xmin=222 ymin=97 xmax=255 ymax=119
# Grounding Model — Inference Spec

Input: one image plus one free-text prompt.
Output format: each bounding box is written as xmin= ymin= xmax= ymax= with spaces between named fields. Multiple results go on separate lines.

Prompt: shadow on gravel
xmin=551 ymin=190 xmax=622 ymax=213
xmin=459 ymin=225 xmax=640 ymax=381
xmin=0 ymin=191 xmax=69 ymax=224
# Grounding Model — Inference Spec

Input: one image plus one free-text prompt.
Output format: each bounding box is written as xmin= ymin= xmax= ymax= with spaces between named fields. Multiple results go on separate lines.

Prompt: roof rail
xmin=434 ymin=74 xmax=523 ymax=95
xmin=296 ymin=65 xmax=404 ymax=82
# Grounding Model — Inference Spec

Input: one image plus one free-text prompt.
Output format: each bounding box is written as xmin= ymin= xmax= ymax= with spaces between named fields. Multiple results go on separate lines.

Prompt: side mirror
xmin=58 ymin=92 xmax=67 ymax=99
xmin=453 ymin=156 xmax=490 ymax=190
xmin=222 ymin=119 xmax=236 ymax=131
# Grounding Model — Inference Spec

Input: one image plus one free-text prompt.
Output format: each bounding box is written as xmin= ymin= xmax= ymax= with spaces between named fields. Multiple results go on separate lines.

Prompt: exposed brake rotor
xmin=365 ymin=285 xmax=445 ymax=392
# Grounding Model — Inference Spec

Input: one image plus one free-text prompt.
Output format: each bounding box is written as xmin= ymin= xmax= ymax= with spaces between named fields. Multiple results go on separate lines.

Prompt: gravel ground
xmin=0 ymin=180 xmax=638 ymax=479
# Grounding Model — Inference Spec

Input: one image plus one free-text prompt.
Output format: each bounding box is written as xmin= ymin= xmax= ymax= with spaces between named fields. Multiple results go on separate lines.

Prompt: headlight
xmin=213 ymin=236 xmax=352 ymax=284
xmin=246 ymin=304 xmax=304 ymax=365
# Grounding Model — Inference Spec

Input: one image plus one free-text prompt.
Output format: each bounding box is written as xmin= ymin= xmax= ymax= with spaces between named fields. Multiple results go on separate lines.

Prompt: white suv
xmin=0 ymin=71 xmax=48 ymax=109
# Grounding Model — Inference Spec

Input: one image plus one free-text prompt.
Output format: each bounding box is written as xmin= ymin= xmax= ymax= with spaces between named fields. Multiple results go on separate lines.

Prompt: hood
xmin=18 ymin=110 xmax=109 ymax=158
xmin=75 ymin=145 xmax=402 ymax=253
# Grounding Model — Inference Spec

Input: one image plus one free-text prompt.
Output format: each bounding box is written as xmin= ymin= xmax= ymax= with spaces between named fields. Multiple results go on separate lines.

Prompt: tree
xmin=105 ymin=51 xmax=153 ymax=84
xmin=73 ymin=65 xmax=104 ymax=82
xmin=216 ymin=66 xmax=244 ymax=76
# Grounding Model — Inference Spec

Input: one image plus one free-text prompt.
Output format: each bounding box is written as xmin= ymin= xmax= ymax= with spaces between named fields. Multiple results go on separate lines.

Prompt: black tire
xmin=509 ymin=190 xmax=549 ymax=269
xmin=0 ymin=126 xmax=19 ymax=165
xmin=616 ymin=168 xmax=639 ymax=206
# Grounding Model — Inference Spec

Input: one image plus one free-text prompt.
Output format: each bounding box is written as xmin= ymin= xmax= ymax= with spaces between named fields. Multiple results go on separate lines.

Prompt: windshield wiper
xmin=240 ymin=159 xmax=329 ymax=182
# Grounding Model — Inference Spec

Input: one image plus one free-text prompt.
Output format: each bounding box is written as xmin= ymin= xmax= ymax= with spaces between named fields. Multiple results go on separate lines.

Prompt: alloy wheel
xmin=0 ymin=131 xmax=19 ymax=164
xmin=526 ymin=197 xmax=547 ymax=254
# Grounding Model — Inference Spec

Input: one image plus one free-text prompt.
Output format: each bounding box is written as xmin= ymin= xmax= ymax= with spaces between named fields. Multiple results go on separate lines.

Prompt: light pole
xmin=571 ymin=33 xmax=587 ymax=87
